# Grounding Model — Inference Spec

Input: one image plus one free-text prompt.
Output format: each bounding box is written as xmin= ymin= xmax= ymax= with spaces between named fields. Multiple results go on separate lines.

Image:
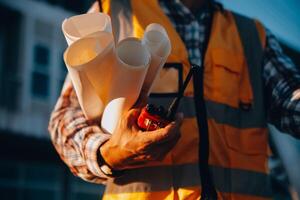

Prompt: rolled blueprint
xmin=62 ymin=12 xmax=114 ymax=120
xmin=141 ymin=23 xmax=171 ymax=96
xmin=62 ymin=13 xmax=171 ymax=134
xmin=62 ymin=12 xmax=112 ymax=45
xmin=101 ymin=38 xmax=151 ymax=134
xmin=64 ymin=31 xmax=116 ymax=119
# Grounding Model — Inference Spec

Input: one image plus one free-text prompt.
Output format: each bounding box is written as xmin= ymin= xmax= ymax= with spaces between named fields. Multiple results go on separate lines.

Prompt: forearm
xmin=267 ymin=85 xmax=300 ymax=137
xmin=48 ymin=75 xmax=111 ymax=184
xmin=263 ymin=30 xmax=300 ymax=137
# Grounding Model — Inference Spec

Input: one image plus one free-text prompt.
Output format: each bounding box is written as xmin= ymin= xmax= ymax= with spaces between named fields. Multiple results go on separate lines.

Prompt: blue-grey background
xmin=0 ymin=0 xmax=299 ymax=199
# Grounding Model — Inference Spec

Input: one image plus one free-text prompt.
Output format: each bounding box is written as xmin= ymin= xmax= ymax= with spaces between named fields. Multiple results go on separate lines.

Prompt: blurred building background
xmin=0 ymin=0 xmax=299 ymax=200
xmin=0 ymin=0 xmax=105 ymax=199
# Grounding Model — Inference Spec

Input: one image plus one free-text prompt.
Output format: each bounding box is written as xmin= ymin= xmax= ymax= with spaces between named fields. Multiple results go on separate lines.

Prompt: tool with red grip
xmin=137 ymin=65 xmax=196 ymax=131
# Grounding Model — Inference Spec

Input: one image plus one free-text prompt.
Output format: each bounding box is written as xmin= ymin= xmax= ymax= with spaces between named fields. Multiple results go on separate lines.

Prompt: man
xmin=48 ymin=0 xmax=300 ymax=199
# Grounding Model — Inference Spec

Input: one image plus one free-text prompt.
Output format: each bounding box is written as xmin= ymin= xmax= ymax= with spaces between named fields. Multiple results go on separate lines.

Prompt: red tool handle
xmin=137 ymin=65 xmax=197 ymax=131
xmin=137 ymin=107 xmax=169 ymax=131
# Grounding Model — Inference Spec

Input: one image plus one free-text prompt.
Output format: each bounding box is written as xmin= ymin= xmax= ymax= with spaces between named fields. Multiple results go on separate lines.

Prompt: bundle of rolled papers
xmin=62 ymin=13 xmax=171 ymax=134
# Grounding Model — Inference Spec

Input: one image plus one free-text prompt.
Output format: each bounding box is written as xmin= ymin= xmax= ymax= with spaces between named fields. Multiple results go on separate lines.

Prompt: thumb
xmin=291 ymin=89 xmax=300 ymax=101
xmin=124 ymin=108 xmax=141 ymax=126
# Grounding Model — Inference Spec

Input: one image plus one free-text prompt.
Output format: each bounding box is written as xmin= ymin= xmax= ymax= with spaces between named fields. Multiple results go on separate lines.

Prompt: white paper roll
xmin=141 ymin=23 xmax=171 ymax=96
xmin=64 ymin=31 xmax=116 ymax=119
xmin=62 ymin=15 xmax=171 ymax=134
xmin=62 ymin=12 xmax=112 ymax=45
xmin=101 ymin=38 xmax=151 ymax=134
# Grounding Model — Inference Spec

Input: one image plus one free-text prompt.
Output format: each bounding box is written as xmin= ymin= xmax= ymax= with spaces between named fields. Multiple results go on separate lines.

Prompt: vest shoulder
xmin=219 ymin=9 xmax=265 ymax=28
xmin=220 ymin=9 xmax=266 ymax=47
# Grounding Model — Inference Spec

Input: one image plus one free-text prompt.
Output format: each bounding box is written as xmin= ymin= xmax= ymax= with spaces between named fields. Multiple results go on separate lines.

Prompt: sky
xmin=220 ymin=0 xmax=300 ymax=52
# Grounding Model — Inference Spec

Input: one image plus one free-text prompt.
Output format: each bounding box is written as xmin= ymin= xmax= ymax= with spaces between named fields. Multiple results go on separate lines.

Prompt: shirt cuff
xmin=84 ymin=133 xmax=111 ymax=177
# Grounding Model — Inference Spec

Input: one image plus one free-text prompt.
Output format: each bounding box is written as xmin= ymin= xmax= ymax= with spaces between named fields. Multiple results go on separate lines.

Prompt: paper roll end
xmin=101 ymin=98 xmax=126 ymax=134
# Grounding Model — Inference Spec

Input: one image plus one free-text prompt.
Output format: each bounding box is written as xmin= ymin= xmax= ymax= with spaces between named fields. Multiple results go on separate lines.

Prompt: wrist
xmin=98 ymin=144 xmax=124 ymax=177
xmin=99 ymin=141 xmax=120 ymax=169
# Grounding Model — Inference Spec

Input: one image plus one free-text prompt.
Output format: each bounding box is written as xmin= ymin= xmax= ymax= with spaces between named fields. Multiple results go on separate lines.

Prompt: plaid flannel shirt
xmin=48 ymin=0 xmax=300 ymax=183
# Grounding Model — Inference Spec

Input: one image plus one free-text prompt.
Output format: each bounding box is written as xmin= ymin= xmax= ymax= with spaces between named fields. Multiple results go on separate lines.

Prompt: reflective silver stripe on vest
xmin=206 ymin=100 xmax=266 ymax=128
xmin=149 ymin=95 xmax=266 ymax=128
xmin=105 ymin=164 xmax=272 ymax=197
xmin=210 ymin=165 xmax=271 ymax=198
xmin=148 ymin=96 xmax=196 ymax=118
xmin=149 ymin=96 xmax=267 ymax=128
xmin=110 ymin=0 xmax=133 ymax=42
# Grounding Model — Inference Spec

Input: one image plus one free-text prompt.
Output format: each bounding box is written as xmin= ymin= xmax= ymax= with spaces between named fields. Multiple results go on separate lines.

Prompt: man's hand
xmin=291 ymin=89 xmax=300 ymax=101
xmin=100 ymin=108 xmax=184 ymax=170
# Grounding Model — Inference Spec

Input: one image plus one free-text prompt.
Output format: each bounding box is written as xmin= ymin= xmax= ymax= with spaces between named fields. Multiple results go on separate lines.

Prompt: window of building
xmin=0 ymin=160 xmax=104 ymax=200
xmin=0 ymin=161 xmax=62 ymax=200
xmin=0 ymin=6 xmax=22 ymax=110
xmin=31 ymin=44 xmax=50 ymax=99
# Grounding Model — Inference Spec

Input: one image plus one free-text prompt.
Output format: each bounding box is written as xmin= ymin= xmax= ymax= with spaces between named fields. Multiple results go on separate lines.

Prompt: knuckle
xmin=136 ymin=143 xmax=149 ymax=153
xmin=160 ymin=129 xmax=170 ymax=137
xmin=164 ymin=124 xmax=175 ymax=133
xmin=145 ymin=154 xmax=155 ymax=161
xmin=141 ymin=137 xmax=154 ymax=147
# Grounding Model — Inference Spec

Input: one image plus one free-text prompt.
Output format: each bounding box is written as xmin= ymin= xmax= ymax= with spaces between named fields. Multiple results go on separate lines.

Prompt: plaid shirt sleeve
xmin=48 ymin=75 xmax=111 ymax=184
xmin=48 ymin=1 xmax=112 ymax=184
xmin=264 ymin=30 xmax=300 ymax=137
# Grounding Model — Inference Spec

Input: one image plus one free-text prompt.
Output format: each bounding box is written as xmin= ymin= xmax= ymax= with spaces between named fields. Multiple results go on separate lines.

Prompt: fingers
xmin=127 ymin=134 xmax=181 ymax=166
xmin=123 ymin=161 xmax=148 ymax=169
xmin=291 ymin=89 xmax=300 ymax=101
xmin=143 ymin=113 xmax=184 ymax=144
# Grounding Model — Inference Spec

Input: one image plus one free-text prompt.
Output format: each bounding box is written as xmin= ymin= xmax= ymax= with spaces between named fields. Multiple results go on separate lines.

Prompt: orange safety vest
xmin=101 ymin=0 xmax=271 ymax=200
